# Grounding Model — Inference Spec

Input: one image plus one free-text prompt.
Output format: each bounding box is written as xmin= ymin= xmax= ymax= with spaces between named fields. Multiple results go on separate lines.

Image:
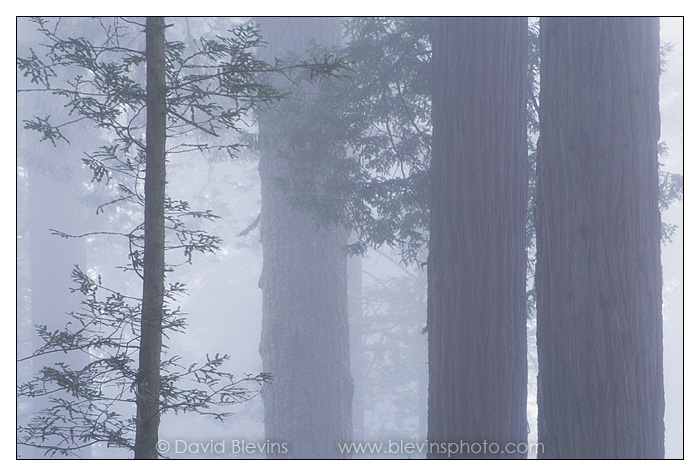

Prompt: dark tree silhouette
xmin=134 ymin=16 xmax=167 ymax=460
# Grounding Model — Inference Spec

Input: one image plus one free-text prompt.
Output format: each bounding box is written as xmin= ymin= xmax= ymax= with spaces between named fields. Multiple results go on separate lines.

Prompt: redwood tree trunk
xmin=135 ymin=16 xmax=167 ymax=460
xmin=536 ymin=17 xmax=664 ymax=459
xmin=427 ymin=17 xmax=529 ymax=459
xmin=257 ymin=17 xmax=353 ymax=459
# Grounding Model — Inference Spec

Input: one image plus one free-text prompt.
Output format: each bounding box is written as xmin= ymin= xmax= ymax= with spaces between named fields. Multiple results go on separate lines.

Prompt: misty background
xmin=15 ymin=16 xmax=683 ymax=459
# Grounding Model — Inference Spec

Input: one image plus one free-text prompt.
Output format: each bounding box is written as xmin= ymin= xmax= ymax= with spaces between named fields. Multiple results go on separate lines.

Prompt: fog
xmin=16 ymin=17 xmax=683 ymax=460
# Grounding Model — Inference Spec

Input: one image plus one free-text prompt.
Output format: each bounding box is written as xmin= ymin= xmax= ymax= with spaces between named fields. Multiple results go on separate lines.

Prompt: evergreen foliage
xmin=16 ymin=15 xmax=683 ymax=459
xmin=279 ymin=17 xmax=682 ymax=265
xmin=277 ymin=16 xmax=682 ymax=296
xmin=16 ymin=16 xmax=344 ymax=457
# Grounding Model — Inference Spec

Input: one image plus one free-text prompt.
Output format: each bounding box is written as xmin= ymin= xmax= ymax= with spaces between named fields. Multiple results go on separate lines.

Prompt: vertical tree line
xmin=256 ymin=17 xmax=353 ymax=458
xmin=427 ymin=17 xmax=529 ymax=458
xmin=134 ymin=16 xmax=167 ymax=460
xmin=536 ymin=17 xmax=665 ymax=458
xmin=16 ymin=16 xmax=676 ymax=460
xmin=17 ymin=16 xmax=329 ymax=459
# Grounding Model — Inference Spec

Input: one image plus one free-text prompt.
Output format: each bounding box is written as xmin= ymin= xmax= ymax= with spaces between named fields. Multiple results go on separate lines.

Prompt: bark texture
xmin=427 ymin=17 xmax=529 ymax=459
xmin=135 ymin=16 xmax=167 ymax=460
xmin=257 ymin=17 xmax=353 ymax=459
xmin=536 ymin=17 xmax=664 ymax=459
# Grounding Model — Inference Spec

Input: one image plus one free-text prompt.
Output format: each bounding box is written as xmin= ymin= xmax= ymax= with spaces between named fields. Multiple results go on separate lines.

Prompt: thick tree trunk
xmin=135 ymin=16 xmax=167 ymax=460
xmin=536 ymin=17 xmax=664 ymax=459
xmin=257 ymin=17 xmax=353 ymax=459
xmin=427 ymin=17 xmax=529 ymax=459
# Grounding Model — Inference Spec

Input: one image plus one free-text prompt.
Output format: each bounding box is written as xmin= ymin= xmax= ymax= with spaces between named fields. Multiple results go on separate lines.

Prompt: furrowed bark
xmin=427 ymin=17 xmax=529 ymax=459
xmin=536 ymin=17 xmax=664 ymax=459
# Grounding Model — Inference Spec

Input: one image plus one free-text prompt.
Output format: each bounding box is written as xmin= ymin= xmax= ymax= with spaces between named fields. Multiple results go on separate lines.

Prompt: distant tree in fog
xmin=255 ymin=16 xmax=353 ymax=459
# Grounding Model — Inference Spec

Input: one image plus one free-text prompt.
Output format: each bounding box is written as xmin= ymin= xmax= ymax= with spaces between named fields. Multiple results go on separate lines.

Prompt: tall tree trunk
xmin=536 ymin=17 xmax=664 ymax=459
xmin=427 ymin=17 xmax=529 ymax=459
xmin=135 ymin=16 xmax=167 ymax=460
xmin=257 ymin=17 xmax=353 ymax=459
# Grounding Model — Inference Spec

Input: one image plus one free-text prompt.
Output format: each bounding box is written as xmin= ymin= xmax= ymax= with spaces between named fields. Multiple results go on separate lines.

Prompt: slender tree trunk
xmin=135 ymin=16 xmax=167 ymax=460
xmin=257 ymin=17 xmax=353 ymax=459
xmin=536 ymin=17 xmax=664 ymax=459
xmin=348 ymin=253 xmax=365 ymax=443
xmin=427 ymin=17 xmax=529 ymax=459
